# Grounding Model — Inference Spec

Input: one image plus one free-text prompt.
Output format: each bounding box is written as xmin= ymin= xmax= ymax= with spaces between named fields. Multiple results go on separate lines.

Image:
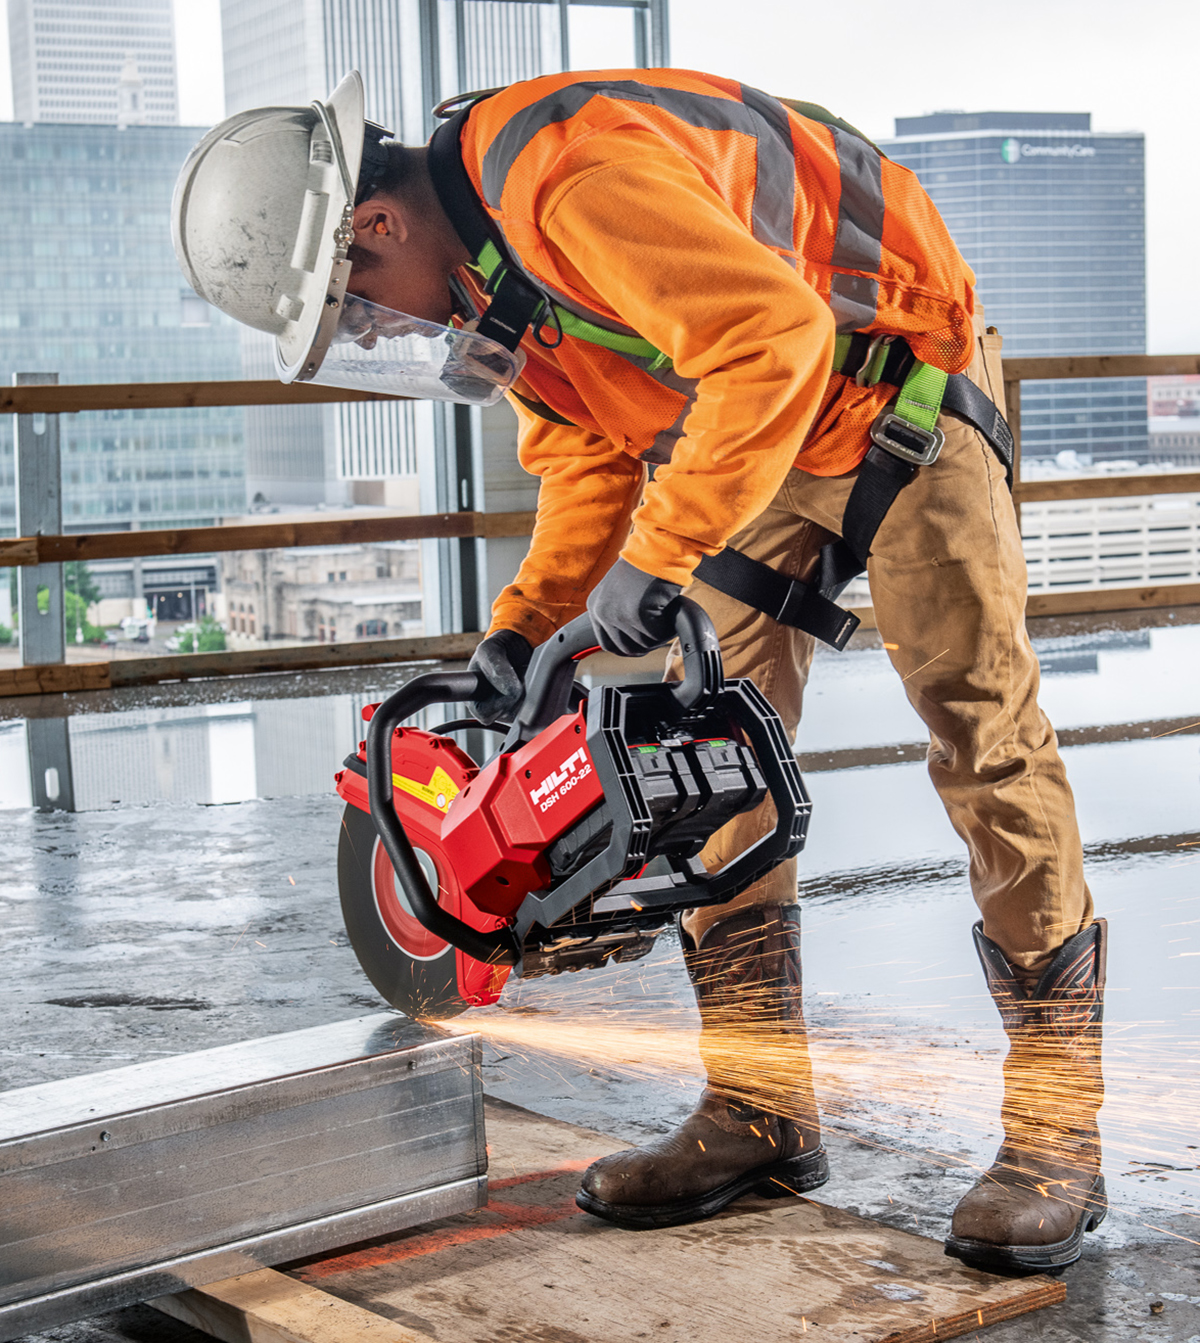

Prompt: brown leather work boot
xmin=576 ymin=905 xmax=828 ymax=1229
xmin=945 ymin=919 xmax=1108 ymax=1273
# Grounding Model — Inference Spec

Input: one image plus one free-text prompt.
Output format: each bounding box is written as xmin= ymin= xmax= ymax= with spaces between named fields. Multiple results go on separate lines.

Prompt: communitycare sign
xmin=1002 ymin=137 xmax=1097 ymax=163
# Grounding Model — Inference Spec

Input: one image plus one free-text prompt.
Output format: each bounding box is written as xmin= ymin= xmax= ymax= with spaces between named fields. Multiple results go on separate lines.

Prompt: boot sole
xmin=574 ymin=1147 xmax=830 ymax=1231
xmin=943 ymin=1175 xmax=1107 ymax=1274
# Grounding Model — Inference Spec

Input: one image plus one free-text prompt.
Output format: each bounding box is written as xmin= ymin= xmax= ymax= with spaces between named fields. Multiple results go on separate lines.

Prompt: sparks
xmin=1151 ymin=721 xmax=1200 ymax=740
xmin=902 ymin=648 xmax=951 ymax=683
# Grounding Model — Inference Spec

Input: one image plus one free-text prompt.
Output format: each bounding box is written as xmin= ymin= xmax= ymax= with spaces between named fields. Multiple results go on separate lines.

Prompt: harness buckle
xmin=854 ymin=333 xmax=893 ymax=387
xmin=869 ymin=410 xmax=945 ymax=466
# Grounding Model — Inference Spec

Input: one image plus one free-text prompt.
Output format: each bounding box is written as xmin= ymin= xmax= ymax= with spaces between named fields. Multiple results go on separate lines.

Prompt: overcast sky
xmin=0 ymin=0 xmax=1194 ymax=352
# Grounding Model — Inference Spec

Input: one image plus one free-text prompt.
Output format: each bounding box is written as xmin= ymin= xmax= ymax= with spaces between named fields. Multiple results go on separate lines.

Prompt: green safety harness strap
xmin=472 ymin=240 xmax=672 ymax=368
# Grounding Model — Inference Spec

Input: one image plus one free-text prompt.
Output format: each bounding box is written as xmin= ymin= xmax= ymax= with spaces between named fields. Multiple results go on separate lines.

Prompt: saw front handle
xmin=365 ymin=670 xmax=522 ymax=967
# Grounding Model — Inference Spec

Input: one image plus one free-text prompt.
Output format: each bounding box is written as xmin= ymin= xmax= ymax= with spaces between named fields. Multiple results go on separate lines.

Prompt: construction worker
xmin=173 ymin=69 xmax=1107 ymax=1274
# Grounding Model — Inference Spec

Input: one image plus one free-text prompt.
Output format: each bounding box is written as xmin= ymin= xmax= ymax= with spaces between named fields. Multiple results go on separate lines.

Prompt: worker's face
xmin=346 ymin=199 xmax=456 ymax=326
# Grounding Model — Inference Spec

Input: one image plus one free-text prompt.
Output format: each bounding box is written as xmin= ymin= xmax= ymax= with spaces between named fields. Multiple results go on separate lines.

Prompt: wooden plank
xmin=4 ymin=581 xmax=1196 ymax=700
xmin=0 ymin=662 xmax=113 ymax=696
xmin=1003 ymin=353 xmax=1200 ymax=382
xmin=0 ymin=360 xmax=1190 ymax=415
xmin=0 ymin=632 xmax=484 ymax=698
xmin=152 ymin=1268 xmax=421 ymax=1343
xmin=0 ymin=380 xmax=409 ymax=415
xmin=797 ymin=712 xmax=1200 ymax=774
xmin=1016 ymin=472 xmax=1200 ymax=503
xmin=1027 ymin=581 xmax=1200 ymax=619
xmin=290 ymin=1098 xmax=1065 ymax=1343
xmin=0 ymin=511 xmax=538 ymax=567
xmin=101 ymin=633 xmax=483 ymax=685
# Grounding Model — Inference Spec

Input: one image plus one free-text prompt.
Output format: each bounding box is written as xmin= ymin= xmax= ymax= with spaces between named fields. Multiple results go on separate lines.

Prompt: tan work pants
xmin=679 ymin=320 xmax=1093 ymax=976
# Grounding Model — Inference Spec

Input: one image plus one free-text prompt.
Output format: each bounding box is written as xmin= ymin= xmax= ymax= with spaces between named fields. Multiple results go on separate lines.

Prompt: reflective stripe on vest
xmin=470 ymin=80 xmax=803 ymax=460
xmin=479 ymin=80 xmax=799 ymax=264
xmin=828 ymin=125 xmax=885 ymax=332
xmin=472 ymin=81 xmax=890 ymax=365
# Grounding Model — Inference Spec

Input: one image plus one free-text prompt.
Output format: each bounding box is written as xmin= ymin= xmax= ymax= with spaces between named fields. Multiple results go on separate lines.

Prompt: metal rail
xmin=1 ymin=356 xmax=1197 ymax=699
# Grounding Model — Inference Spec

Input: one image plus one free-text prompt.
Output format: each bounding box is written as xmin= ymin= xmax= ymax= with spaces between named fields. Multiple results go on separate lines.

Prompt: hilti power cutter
xmin=335 ymin=600 xmax=811 ymax=1018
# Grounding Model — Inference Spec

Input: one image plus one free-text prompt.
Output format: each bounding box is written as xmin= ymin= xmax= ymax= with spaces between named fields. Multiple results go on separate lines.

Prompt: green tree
xmin=64 ymin=561 xmax=101 ymax=607
xmin=177 ymin=615 xmax=226 ymax=654
xmin=64 ymin=588 xmax=105 ymax=642
xmin=5 ymin=563 xmax=103 ymax=642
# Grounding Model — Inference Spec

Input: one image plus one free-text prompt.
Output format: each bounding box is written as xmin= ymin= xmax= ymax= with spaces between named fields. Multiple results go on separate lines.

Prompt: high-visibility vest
xmin=455 ymin=69 xmax=977 ymax=473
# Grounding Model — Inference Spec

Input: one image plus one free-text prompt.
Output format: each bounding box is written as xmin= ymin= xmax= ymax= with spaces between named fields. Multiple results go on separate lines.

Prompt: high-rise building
xmin=8 ymin=0 xmax=179 ymax=126
xmin=0 ymin=122 xmax=245 ymax=617
xmin=880 ymin=112 xmax=1147 ymax=463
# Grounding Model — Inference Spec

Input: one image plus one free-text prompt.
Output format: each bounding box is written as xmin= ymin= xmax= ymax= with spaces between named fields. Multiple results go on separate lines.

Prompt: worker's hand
xmin=587 ymin=558 xmax=682 ymax=657
xmin=468 ymin=629 xmax=533 ymax=725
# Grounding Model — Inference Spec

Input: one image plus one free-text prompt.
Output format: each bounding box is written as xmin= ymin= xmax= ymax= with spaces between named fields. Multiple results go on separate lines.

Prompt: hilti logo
xmin=530 ymin=747 xmax=589 ymax=811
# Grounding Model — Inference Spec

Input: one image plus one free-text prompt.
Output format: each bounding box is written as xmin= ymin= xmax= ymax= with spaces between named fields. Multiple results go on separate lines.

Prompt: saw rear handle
xmin=508 ymin=598 xmax=721 ymax=745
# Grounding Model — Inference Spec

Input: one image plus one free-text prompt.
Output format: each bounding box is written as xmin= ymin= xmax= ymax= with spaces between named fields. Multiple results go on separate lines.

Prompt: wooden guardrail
xmin=0 ymin=379 xmax=406 ymax=416
xmin=0 ymin=510 xmax=536 ymax=567
xmin=1 ymin=358 xmax=1198 ymax=699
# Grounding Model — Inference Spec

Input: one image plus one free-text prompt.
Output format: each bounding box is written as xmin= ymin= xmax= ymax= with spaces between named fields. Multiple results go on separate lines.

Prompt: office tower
xmin=8 ymin=0 xmax=178 ymax=126
xmin=0 ymin=122 xmax=245 ymax=617
xmin=880 ymin=112 xmax=1147 ymax=463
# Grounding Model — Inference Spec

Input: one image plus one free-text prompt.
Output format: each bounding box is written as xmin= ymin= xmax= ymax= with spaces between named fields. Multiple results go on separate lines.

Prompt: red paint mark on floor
xmin=295 ymin=1162 xmax=601 ymax=1281
xmin=490 ymin=1159 xmax=594 ymax=1191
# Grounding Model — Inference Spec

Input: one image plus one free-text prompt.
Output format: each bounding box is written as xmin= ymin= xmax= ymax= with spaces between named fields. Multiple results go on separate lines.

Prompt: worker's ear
xmin=351 ymin=199 xmax=410 ymax=249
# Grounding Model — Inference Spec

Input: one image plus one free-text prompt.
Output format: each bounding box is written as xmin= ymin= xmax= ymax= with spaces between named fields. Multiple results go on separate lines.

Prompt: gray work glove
xmin=586 ymin=557 xmax=682 ymax=657
xmin=467 ymin=628 xmax=533 ymax=725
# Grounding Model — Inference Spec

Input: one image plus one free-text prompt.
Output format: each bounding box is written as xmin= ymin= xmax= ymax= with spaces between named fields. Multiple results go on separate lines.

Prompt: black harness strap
xmin=694 ymin=546 xmax=860 ymax=651
xmin=944 ymin=372 xmax=1015 ymax=483
xmin=510 ymin=388 xmax=577 ymax=426
xmin=697 ymin=362 xmax=1016 ymax=650
xmin=427 ymin=110 xmax=547 ymax=353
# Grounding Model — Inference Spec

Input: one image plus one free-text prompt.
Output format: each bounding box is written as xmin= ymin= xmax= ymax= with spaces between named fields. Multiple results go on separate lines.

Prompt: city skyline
xmin=8 ymin=0 xmax=178 ymax=125
xmin=30 ymin=0 xmax=1187 ymax=356
xmin=0 ymin=1 xmax=1191 ymax=357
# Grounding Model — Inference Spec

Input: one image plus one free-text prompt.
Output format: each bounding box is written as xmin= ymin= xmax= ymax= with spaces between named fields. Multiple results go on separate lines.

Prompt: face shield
xmin=293 ymin=291 xmax=525 ymax=407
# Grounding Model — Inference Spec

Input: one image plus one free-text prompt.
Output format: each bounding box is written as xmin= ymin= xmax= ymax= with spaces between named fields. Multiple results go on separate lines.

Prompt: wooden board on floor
xmin=153 ymin=1268 xmax=420 ymax=1343
xmin=284 ymin=1098 xmax=1066 ymax=1343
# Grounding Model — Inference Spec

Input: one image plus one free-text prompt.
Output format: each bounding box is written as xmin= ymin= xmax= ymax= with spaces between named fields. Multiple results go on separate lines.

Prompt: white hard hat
xmin=172 ymin=71 xmax=366 ymax=379
xmin=171 ymin=72 xmax=524 ymax=405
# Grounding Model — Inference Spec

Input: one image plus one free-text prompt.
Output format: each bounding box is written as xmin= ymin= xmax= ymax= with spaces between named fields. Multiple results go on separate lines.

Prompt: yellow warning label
xmin=393 ymin=765 xmax=460 ymax=815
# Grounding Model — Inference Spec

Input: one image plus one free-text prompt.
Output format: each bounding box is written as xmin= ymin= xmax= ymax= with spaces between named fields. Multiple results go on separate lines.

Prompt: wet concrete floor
xmin=3 ymin=613 xmax=1198 ymax=1342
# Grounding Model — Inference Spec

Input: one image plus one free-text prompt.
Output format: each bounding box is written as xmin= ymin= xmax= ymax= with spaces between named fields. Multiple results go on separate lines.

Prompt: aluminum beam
xmin=25 ymin=715 xmax=74 ymax=812
xmin=13 ymin=372 xmax=65 ymax=668
xmin=0 ymin=1012 xmax=486 ymax=1341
